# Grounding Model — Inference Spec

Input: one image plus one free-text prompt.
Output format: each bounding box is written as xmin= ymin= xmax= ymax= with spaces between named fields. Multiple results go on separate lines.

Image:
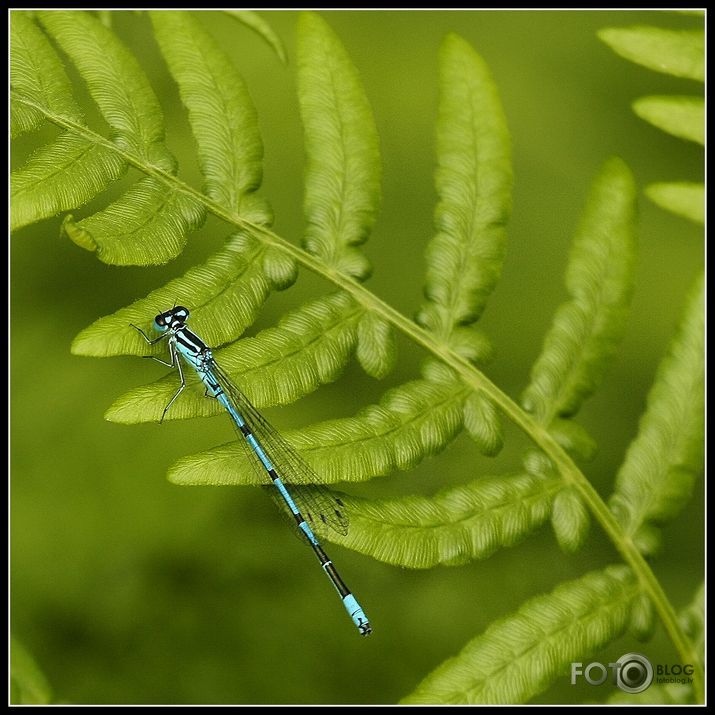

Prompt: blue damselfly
xmin=132 ymin=306 xmax=372 ymax=636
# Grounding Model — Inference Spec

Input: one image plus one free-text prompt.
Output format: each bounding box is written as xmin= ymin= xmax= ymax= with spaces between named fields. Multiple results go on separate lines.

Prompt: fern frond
xmin=629 ymin=591 xmax=655 ymax=640
xmin=316 ymin=473 xmax=560 ymax=568
xmin=551 ymin=487 xmax=590 ymax=552
xmin=297 ymin=11 xmax=381 ymax=281
xmin=418 ymin=33 xmax=511 ymax=343
xmin=38 ymin=11 xmax=172 ymax=167
xmin=402 ymin=566 xmax=639 ymax=704
xmin=632 ymin=96 xmax=704 ymax=145
xmin=81 ymin=10 xmax=395 ymax=425
xmin=105 ymin=292 xmax=362 ymax=423
xmin=462 ymin=392 xmax=503 ymax=456
xmin=218 ymin=292 xmax=363 ymax=406
xmin=10 ymin=12 xmax=81 ymax=137
xmin=598 ymin=26 xmax=704 ymax=81
xmin=608 ymin=581 xmax=702 ymax=704
xmin=609 ymin=273 xmax=704 ymax=555
xmin=151 ymin=11 xmax=272 ymax=225
xmin=599 ymin=16 xmax=704 ymax=228
xmin=356 ymin=312 xmax=397 ymax=379
xmin=60 ymin=177 xmax=206 ymax=265
xmin=11 ymin=134 xmax=127 ymax=232
xmin=645 ymin=182 xmax=704 ymax=225
xmin=24 ymin=10 xmax=205 ymax=265
xmin=548 ymin=419 xmax=597 ymax=461
xmin=168 ymin=377 xmax=469 ymax=485
xmin=446 ymin=327 xmax=493 ymax=365
xmin=11 ymin=10 xmax=275 ymax=266
xmin=521 ymin=158 xmax=636 ymax=424
xmin=223 ymin=10 xmax=287 ymax=65
xmin=72 ymin=233 xmax=293 ymax=357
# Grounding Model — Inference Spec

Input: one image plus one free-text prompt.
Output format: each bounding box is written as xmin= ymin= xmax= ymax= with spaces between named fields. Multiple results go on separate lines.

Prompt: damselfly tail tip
xmin=358 ymin=620 xmax=373 ymax=637
xmin=343 ymin=594 xmax=372 ymax=636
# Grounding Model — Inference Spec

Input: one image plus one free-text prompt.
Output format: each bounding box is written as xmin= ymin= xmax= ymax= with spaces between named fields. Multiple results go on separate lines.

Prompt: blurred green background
xmin=11 ymin=10 xmax=703 ymax=705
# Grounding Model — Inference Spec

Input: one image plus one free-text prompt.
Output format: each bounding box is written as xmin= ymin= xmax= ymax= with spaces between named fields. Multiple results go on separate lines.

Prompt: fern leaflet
xmin=609 ymin=273 xmax=704 ymax=555
xmin=402 ymin=566 xmax=639 ymax=704
xmin=645 ymin=183 xmax=704 ymax=225
xmin=521 ymin=157 xmax=636 ymax=425
xmin=599 ymin=15 xmax=704 ymax=225
xmin=297 ymin=12 xmax=382 ymax=281
xmin=598 ymin=26 xmax=704 ymax=81
xmin=417 ymin=33 xmax=511 ymax=342
xmin=312 ymin=473 xmax=561 ymax=568
xmin=10 ymin=12 xmax=704 ymax=704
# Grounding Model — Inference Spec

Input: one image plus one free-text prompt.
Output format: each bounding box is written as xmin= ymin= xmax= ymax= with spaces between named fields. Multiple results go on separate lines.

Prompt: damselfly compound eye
xmin=174 ymin=306 xmax=190 ymax=321
xmin=153 ymin=313 xmax=169 ymax=331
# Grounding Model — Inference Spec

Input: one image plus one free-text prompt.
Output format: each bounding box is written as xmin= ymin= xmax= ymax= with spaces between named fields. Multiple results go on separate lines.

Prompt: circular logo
xmin=615 ymin=653 xmax=653 ymax=693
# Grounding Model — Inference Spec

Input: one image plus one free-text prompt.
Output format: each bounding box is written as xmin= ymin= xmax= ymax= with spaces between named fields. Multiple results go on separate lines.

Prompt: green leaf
xmin=217 ymin=292 xmax=362 ymax=406
xmin=61 ymin=177 xmax=206 ymax=265
xmin=35 ymin=10 xmax=209 ymax=265
xmin=598 ymin=27 xmax=704 ymax=82
xmin=419 ymin=33 xmax=511 ymax=339
xmin=223 ymin=10 xmax=287 ymax=65
xmin=11 ymin=133 xmax=127 ymax=231
xmin=608 ymin=582 xmax=701 ymax=704
xmin=629 ymin=592 xmax=655 ymax=641
xmin=262 ymin=248 xmax=299 ymax=289
xmin=356 ymin=312 xmax=397 ymax=379
xmin=630 ymin=522 xmax=661 ymax=557
xmin=38 ymin=10 xmax=172 ymax=169
xmin=315 ymin=473 xmax=560 ymax=568
xmin=10 ymin=12 xmax=82 ymax=137
xmin=548 ymin=419 xmax=597 ymax=461
xmin=297 ymin=11 xmax=381 ymax=280
xmin=151 ymin=11 xmax=272 ymax=224
xmin=462 ymin=392 xmax=503 ymax=456
xmin=105 ymin=292 xmax=362 ymax=423
xmin=551 ymin=488 xmax=589 ymax=552
xmin=646 ymin=182 xmax=704 ymax=225
xmin=632 ymin=96 xmax=704 ymax=145
xmin=402 ymin=566 xmax=639 ymax=704
xmin=522 ymin=449 xmax=557 ymax=478
xmin=609 ymin=273 xmax=704 ymax=555
xmin=608 ymin=583 xmax=705 ymax=705
xmin=72 ymin=233 xmax=291 ymax=357
xmin=168 ymin=378 xmax=469 ymax=485
xmin=521 ymin=158 xmax=637 ymax=423
xmin=447 ymin=327 xmax=493 ymax=365
xmin=292 ymin=377 xmax=468 ymax=482
xmin=10 ymin=637 xmax=52 ymax=705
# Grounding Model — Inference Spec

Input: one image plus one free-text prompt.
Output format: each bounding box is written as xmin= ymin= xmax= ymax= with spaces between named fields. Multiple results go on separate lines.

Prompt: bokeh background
xmin=11 ymin=10 xmax=704 ymax=705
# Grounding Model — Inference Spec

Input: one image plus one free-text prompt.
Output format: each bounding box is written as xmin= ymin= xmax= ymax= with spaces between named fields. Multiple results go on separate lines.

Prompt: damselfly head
xmin=153 ymin=306 xmax=190 ymax=332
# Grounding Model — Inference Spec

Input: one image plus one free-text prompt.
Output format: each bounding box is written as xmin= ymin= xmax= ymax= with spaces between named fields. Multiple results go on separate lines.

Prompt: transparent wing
xmin=210 ymin=361 xmax=349 ymax=537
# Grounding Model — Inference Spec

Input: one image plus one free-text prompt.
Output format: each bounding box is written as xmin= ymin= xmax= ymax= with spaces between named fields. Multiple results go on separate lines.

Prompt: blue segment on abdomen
xmin=209 ymin=383 xmax=273 ymax=468
xmin=342 ymin=593 xmax=371 ymax=633
xmin=272 ymin=476 xmax=301 ymax=517
xmin=246 ymin=433 xmax=274 ymax=471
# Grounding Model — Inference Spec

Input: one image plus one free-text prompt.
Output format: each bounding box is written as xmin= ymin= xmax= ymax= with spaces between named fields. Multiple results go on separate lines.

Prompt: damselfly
xmin=132 ymin=306 xmax=372 ymax=636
